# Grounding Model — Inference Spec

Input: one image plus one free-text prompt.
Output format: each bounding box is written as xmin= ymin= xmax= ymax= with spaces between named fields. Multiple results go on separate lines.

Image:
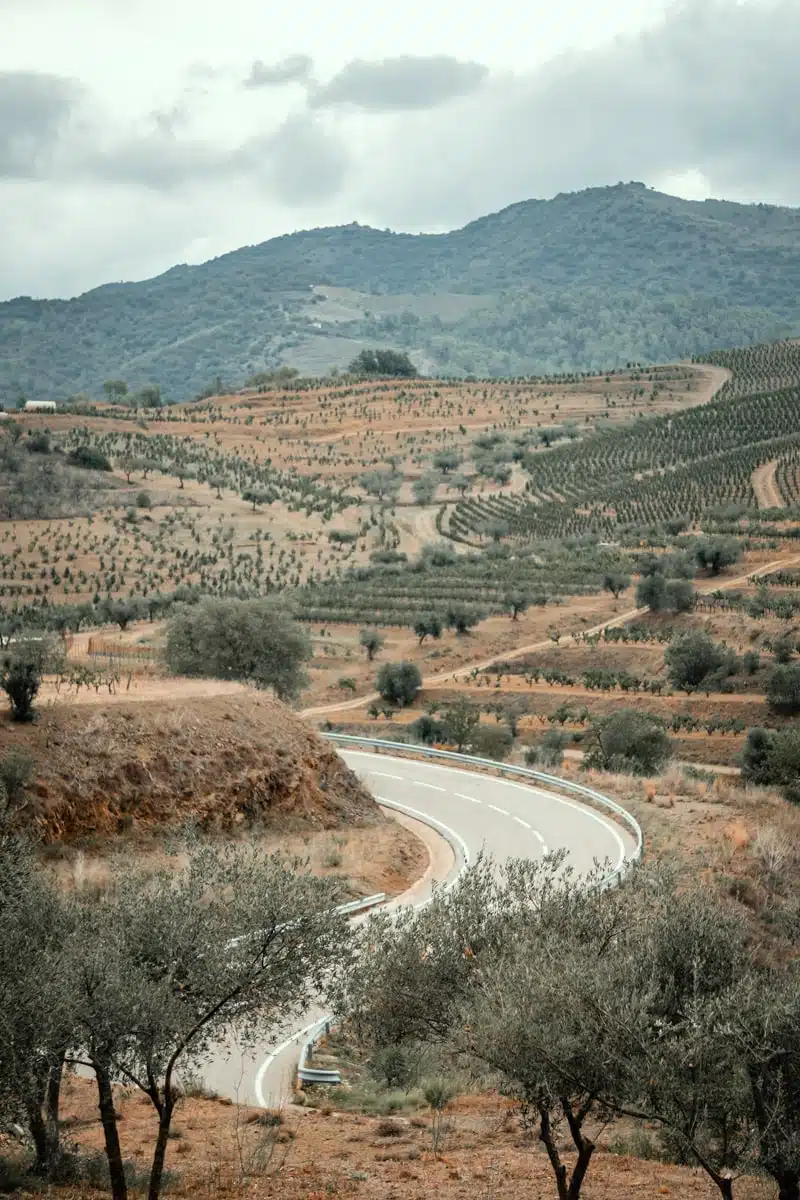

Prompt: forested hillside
xmin=2 ymin=182 xmax=799 ymax=401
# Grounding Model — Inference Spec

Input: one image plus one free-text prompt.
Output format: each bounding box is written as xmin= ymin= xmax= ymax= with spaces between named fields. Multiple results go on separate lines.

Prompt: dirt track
xmin=751 ymin=459 xmax=784 ymax=509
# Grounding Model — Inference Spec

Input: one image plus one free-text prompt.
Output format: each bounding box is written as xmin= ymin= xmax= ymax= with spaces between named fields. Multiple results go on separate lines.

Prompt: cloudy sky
xmin=1 ymin=0 xmax=798 ymax=300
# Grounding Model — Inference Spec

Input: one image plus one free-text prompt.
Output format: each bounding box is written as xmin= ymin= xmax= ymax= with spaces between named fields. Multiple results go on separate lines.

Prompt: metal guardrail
xmin=297 ymin=1019 xmax=342 ymax=1086
xmin=326 ymin=734 xmax=643 ymax=886
xmin=294 ymin=736 xmax=644 ymax=1091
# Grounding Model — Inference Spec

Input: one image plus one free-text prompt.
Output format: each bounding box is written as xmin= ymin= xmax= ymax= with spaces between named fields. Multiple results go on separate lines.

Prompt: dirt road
xmin=301 ymin=552 xmax=800 ymax=717
xmin=751 ymin=460 xmax=784 ymax=510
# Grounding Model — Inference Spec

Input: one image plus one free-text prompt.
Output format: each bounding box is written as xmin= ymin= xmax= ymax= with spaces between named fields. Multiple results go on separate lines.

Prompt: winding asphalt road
xmin=200 ymin=750 xmax=636 ymax=1107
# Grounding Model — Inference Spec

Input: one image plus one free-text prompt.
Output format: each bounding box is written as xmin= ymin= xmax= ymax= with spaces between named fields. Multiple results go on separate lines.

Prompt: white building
xmin=24 ymin=400 xmax=57 ymax=413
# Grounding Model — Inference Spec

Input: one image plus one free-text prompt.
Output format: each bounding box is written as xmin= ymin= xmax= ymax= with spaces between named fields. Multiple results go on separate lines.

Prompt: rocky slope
xmin=1 ymin=695 xmax=380 ymax=843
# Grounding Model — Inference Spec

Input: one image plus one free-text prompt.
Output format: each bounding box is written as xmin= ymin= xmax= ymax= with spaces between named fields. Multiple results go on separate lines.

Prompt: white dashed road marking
xmin=414 ymin=782 xmax=446 ymax=792
xmin=488 ymin=804 xmax=509 ymax=815
xmin=455 ymin=792 xmax=482 ymax=804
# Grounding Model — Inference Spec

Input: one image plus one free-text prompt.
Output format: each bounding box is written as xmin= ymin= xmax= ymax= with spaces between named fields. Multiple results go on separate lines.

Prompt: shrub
xmin=67 ymin=445 xmax=112 ymax=471
xmin=376 ymin=662 xmax=421 ymax=708
xmin=765 ymin=664 xmax=800 ymax=715
xmin=742 ymin=726 xmax=800 ymax=803
xmin=0 ymin=748 xmax=35 ymax=807
xmin=771 ymin=633 xmax=796 ymax=664
xmin=584 ymin=709 xmax=672 ymax=775
xmin=1 ymin=636 xmax=63 ymax=722
xmin=135 ymin=490 xmax=152 ymax=508
xmin=636 ymin=573 xmax=667 ymax=612
xmin=473 ymin=725 xmax=514 ymax=760
xmin=410 ymin=714 xmax=445 ymax=745
xmin=525 ymin=729 xmax=569 ymax=768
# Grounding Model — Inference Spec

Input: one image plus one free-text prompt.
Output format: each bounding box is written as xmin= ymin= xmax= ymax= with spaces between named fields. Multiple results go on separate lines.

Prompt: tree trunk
xmin=45 ymin=1052 xmax=65 ymax=1164
xmin=776 ymin=1172 xmax=800 ymax=1200
xmin=538 ymin=1105 xmax=569 ymax=1200
xmin=26 ymin=1101 xmax=50 ymax=1176
xmin=94 ymin=1063 xmax=128 ymax=1200
xmin=148 ymin=1102 xmax=175 ymax=1200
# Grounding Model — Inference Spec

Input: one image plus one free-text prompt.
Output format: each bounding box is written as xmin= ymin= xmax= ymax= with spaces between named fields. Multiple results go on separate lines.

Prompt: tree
xmin=412 ymin=472 xmax=441 ymax=505
xmin=68 ymin=840 xmax=351 ymax=1200
xmin=360 ymin=468 xmax=402 ymax=505
xmin=584 ymin=708 xmax=671 ymax=774
xmin=410 ymin=714 xmax=445 ymax=745
xmin=665 ymin=630 xmax=727 ymax=693
xmin=445 ymin=604 xmax=482 ymax=635
xmin=0 ymin=837 xmax=76 ymax=1178
xmin=242 ymin=487 xmax=274 ymax=511
xmin=636 ymin=572 xmax=667 ymax=612
xmin=664 ymin=577 xmax=695 ymax=613
xmin=165 ymin=598 xmax=312 ymax=701
xmin=433 ymin=450 xmax=463 ymax=475
xmin=1 ymin=636 xmax=63 ymax=722
xmin=451 ymin=472 xmax=472 ymax=497
xmin=742 ymin=726 xmax=800 ymax=803
xmin=504 ymin=592 xmax=530 ymax=621
xmin=376 ymin=661 xmax=421 ymax=708
xmin=765 ymin=665 xmax=800 ymax=716
xmin=440 ymin=697 xmax=480 ymax=751
xmin=414 ymin=613 xmax=442 ymax=645
xmin=359 ymin=629 xmax=385 ymax=662
xmin=772 ymin=633 xmax=797 ymax=664
xmin=348 ymin=348 xmax=418 ymax=377
xmin=602 ymin=571 xmax=631 ymax=599
xmin=694 ymin=537 xmax=741 ymax=575
xmin=134 ymin=384 xmax=163 ymax=409
xmin=103 ymin=379 xmax=128 ymax=404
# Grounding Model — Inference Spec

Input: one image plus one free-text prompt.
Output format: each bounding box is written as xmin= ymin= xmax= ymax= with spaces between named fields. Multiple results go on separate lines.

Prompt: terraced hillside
xmin=446 ymin=340 xmax=800 ymax=544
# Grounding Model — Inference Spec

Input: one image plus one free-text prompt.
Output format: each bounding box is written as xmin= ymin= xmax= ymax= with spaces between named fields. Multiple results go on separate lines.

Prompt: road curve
xmin=200 ymin=749 xmax=636 ymax=1107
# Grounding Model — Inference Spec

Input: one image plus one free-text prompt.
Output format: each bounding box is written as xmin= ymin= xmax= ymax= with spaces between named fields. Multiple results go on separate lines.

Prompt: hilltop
xmin=2 ymin=182 xmax=799 ymax=401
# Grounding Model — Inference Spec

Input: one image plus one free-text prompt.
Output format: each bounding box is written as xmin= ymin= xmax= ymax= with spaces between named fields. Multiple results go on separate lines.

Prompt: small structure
xmin=24 ymin=400 xmax=57 ymax=413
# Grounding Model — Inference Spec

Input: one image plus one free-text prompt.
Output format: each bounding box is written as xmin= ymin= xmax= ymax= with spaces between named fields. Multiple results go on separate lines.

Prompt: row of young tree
xmin=336 ymin=855 xmax=800 ymax=1200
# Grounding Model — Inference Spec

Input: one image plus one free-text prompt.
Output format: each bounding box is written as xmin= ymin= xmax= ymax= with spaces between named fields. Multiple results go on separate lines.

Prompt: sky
xmin=1 ymin=0 xmax=798 ymax=300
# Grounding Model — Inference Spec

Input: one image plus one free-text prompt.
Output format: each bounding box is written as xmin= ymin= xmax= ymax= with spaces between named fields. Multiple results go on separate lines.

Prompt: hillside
xmin=0 ymin=694 xmax=381 ymax=844
xmin=2 ymin=182 xmax=799 ymax=401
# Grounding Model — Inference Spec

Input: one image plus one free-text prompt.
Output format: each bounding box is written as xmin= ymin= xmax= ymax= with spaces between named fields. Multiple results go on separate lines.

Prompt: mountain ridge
xmin=2 ymin=182 xmax=799 ymax=401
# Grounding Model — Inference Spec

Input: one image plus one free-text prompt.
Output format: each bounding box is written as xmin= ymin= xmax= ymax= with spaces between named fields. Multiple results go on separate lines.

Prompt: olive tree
xmin=164 ymin=597 xmax=312 ymax=701
xmin=376 ymin=661 xmax=421 ymax=707
xmin=0 ymin=831 xmax=76 ymax=1177
xmin=359 ymin=628 xmax=385 ymax=662
xmin=1 ymin=635 xmax=64 ymax=722
xmin=584 ymin=708 xmax=671 ymax=774
xmin=664 ymin=630 xmax=729 ymax=693
xmin=68 ymin=841 xmax=351 ymax=1200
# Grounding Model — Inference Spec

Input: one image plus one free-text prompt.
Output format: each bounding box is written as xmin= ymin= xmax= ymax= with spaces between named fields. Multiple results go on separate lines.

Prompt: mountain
xmin=2 ymin=182 xmax=799 ymax=402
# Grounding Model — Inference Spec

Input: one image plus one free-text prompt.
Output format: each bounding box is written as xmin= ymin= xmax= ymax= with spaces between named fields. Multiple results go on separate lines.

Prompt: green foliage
xmin=439 ymin=698 xmax=480 ymax=751
xmin=359 ymin=628 xmax=385 ymax=662
xmin=0 ymin=636 xmax=63 ymax=722
xmin=765 ymin=664 xmax=800 ymax=716
xmin=742 ymin=726 xmax=800 ymax=804
xmin=694 ymin=537 xmax=741 ymax=575
xmin=375 ymin=661 xmax=421 ymax=708
xmin=584 ymin=708 xmax=672 ymax=774
xmin=664 ymin=631 xmax=730 ymax=693
xmin=4 ymin=185 xmax=799 ymax=402
xmin=414 ymin=613 xmax=442 ymax=644
xmin=164 ymin=598 xmax=311 ymax=700
xmin=347 ymin=349 xmax=418 ymax=378
xmin=410 ymin=714 xmax=445 ymax=746
xmin=66 ymin=445 xmax=112 ymax=471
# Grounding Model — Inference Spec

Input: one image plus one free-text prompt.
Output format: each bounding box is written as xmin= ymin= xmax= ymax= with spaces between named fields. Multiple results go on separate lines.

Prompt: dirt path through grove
xmin=751 ymin=460 xmax=784 ymax=509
